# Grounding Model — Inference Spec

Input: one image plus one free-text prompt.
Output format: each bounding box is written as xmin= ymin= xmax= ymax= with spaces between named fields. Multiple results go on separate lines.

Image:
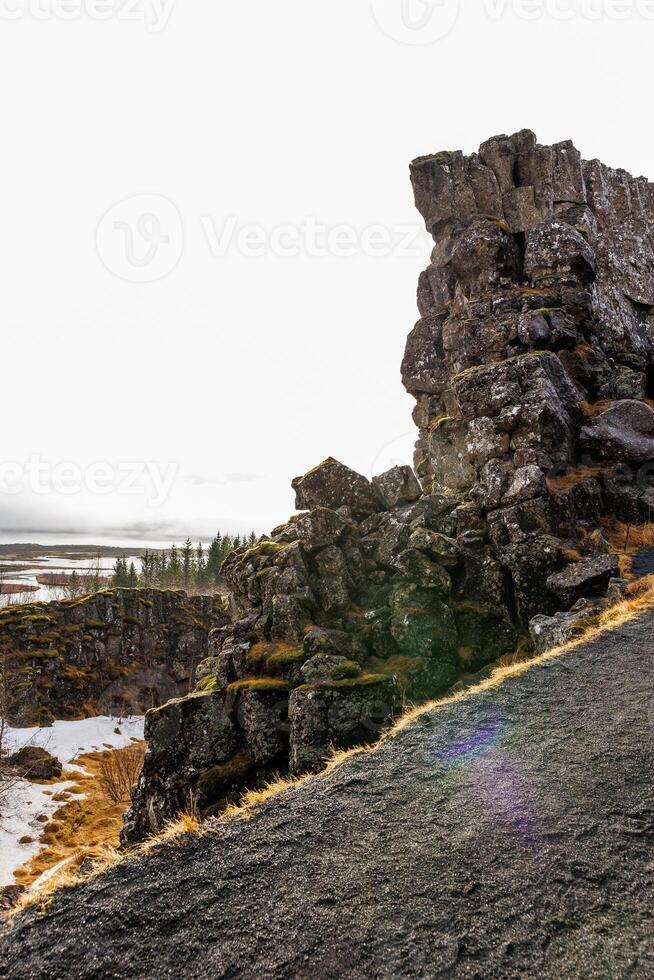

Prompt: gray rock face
xmin=124 ymin=132 xmax=654 ymax=844
xmin=581 ymin=400 xmax=654 ymax=464
xmin=372 ymin=465 xmax=423 ymax=508
xmin=547 ymin=554 xmax=620 ymax=607
xmin=405 ymin=129 xmax=654 ymax=619
xmin=292 ymin=457 xmax=382 ymax=517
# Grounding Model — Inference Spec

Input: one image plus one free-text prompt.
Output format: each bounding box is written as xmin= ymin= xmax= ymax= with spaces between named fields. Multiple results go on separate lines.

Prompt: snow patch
xmin=0 ymin=716 xmax=144 ymax=888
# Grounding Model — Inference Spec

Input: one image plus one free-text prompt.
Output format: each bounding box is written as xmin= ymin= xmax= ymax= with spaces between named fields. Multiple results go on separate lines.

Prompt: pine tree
xmin=156 ymin=552 xmax=167 ymax=587
xmin=112 ymin=556 xmax=129 ymax=587
xmin=195 ymin=542 xmax=206 ymax=586
xmin=181 ymin=538 xmax=194 ymax=588
xmin=127 ymin=562 xmax=138 ymax=588
xmin=168 ymin=545 xmax=180 ymax=586
xmin=206 ymin=535 xmax=222 ymax=583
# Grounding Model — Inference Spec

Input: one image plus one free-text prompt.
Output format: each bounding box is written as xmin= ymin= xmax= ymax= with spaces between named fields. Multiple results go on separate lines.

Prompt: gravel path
xmin=2 ymin=612 xmax=653 ymax=979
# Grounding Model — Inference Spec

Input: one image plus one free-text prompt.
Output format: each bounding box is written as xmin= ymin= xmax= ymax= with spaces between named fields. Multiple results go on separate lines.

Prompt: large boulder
xmin=547 ymin=554 xmax=620 ymax=608
xmin=8 ymin=745 xmax=62 ymax=781
xmin=581 ymin=400 xmax=654 ymax=465
xmin=292 ymin=458 xmax=382 ymax=518
xmin=372 ymin=465 xmax=422 ymax=509
xmin=529 ymin=600 xmax=601 ymax=653
xmin=288 ymin=675 xmax=401 ymax=775
xmin=122 ymin=689 xmax=241 ymax=842
xmin=291 ymin=508 xmax=349 ymax=550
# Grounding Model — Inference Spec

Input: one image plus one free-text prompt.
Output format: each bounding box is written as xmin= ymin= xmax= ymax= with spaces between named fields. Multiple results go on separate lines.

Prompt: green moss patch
xmin=297 ymin=672 xmax=388 ymax=693
xmin=197 ymin=750 xmax=254 ymax=805
xmin=331 ymin=660 xmax=362 ymax=681
xmin=227 ymin=678 xmax=290 ymax=694
xmin=266 ymin=647 xmax=306 ymax=674
xmin=240 ymin=539 xmax=288 ymax=563
xmin=195 ymin=675 xmax=219 ymax=692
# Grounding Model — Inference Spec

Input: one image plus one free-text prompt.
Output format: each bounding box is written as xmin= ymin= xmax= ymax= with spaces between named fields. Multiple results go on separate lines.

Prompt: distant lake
xmin=0 ymin=553 xmax=144 ymax=607
xmin=0 ymin=533 xmax=229 ymax=607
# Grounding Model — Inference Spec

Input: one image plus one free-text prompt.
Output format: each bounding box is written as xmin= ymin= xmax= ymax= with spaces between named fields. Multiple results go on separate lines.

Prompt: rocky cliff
xmin=405 ymin=129 xmax=654 ymax=621
xmin=0 ymin=589 xmax=227 ymax=726
xmin=3 ymin=608 xmax=654 ymax=978
xmin=123 ymin=131 xmax=654 ymax=844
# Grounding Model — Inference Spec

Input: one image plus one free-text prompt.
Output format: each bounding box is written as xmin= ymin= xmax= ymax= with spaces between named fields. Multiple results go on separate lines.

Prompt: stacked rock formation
xmin=1 ymin=588 xmax=226 ymax=726
xmin=123 ymin=132 xmax=654 ymax=843
xmin=123 ymin=458 xmax=523 ymax=843
xmin=405 ymin=130 xmax=654 ymax=621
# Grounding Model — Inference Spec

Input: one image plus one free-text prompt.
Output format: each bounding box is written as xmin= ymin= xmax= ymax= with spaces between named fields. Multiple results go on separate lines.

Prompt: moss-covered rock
xmin=196 ymin=750 xmax=254 ymax=808
xmin=1 ymin=588 xmax=228 ymax=727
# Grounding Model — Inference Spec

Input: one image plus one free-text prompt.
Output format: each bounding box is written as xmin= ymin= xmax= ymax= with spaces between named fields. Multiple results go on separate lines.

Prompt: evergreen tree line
xmin=111 ymin=532 xmax=257 ymax=591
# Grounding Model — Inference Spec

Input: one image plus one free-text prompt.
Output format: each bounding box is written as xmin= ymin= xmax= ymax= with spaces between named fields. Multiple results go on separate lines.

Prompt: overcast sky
xmin=1 ymin=1 xmax=653 ymax=545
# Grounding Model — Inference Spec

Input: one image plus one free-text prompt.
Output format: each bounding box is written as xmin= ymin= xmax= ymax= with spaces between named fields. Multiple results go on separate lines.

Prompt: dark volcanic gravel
xmin=1 ymin=613 xmax=653 ymax=979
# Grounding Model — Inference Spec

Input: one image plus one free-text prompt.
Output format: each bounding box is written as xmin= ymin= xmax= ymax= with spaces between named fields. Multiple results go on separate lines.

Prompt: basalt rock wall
xmin=405 ymin=129 xmax=654 ymax=620
xmin=123 ymin=132 xmax=654 ymax=843
xmin=0 ymin=588 xmax=227 ymax=726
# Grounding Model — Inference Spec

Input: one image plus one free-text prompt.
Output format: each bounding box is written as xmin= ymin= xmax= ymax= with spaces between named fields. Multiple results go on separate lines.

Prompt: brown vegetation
xmin=12 ymin=742 xmax=145 ymax=893
xmin=546 ymin=465 xmax=608 ymax=491
xmin=580 ymin=399 xmax=611 ymax=418
xmin=600 ymin=517 xmax=654 ymax=554
xmin=0 ymin=584 xmax=39 ymax=596
xmin=98 ymin=744 xmax=146 ymax=804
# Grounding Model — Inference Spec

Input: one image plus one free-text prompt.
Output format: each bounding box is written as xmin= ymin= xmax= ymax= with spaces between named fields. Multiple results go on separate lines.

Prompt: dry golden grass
xmin=601 ymin=517 xmax=654 ymax=554
xmin=12 ymin=574 xmax=654 ymax=917
xmin=560 ymin=546 xmax=583 ymax=563
xmin=97 ymin=743 xmax=145 ymax=804
xmin=546 ymin=465 xmax=608 ymax=491
xmin=618 ymin=554 xmax=634 ymax=579
xmin=221 ymin=775 xmax=308 ymax=821
xmin=12 ymin=742 xmax=145 ymax=893
xmin=137 ymin=808 xmax=203 ymax=855
xmin=580 ymin=400 xmax=611 ymax=418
